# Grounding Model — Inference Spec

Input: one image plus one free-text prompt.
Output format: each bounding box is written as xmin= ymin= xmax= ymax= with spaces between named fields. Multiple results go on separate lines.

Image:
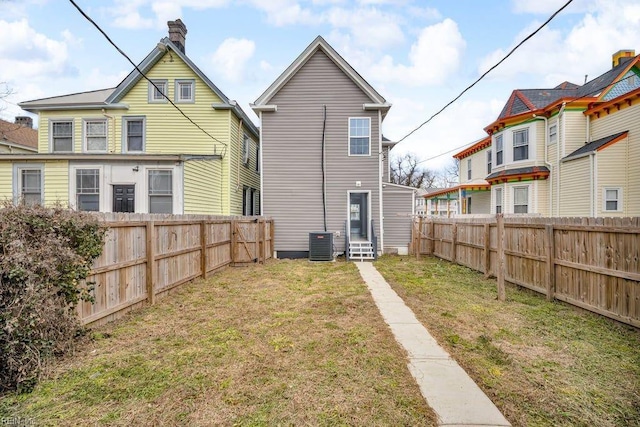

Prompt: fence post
xmin=545 ymin=224 xmax=556 ymax=301
xmin=146 ymin=221 xmax=156 ymax=305
xmin=416 ymin=216 xmax=423 ymax=260
xmin=496 ymin=214 xmax=506 ymax=301
xmin=451 ymin=221 xmax=458 ymax=263
xmin=200 ymin=220 xmax=208 ymax=278
xmin=483 ymin=222 xmax=491 ymax=278
xmin=231 ymin=219 xmax=237 ymax=265
xmin=270 ymin=220 xmax=275 ymax=259
xmin=428 ymin=220 xmax=435 ymax=255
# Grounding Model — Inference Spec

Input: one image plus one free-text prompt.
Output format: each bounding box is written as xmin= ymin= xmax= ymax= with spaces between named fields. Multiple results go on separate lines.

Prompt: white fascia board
xmin=250 ymin=104 xmax=277 ymax=112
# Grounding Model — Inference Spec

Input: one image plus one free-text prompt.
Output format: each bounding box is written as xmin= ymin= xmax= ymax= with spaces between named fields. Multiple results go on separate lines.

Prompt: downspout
xmin=532 ymin=114 xmax=551 ymax=215
xmin=259 ymin=111 xmax=264 ymax=216
xmin=590 ymin=152 xmax=596 ymax=216
xmin=557 ymin=102 xmax=566 ymax=216
xmin=101 ymin=109 xmax=115 ymax=153
xmin=378 ymin=109 xmax=383 ymax=253
xmin=321 ymin=105 xmax=327 ymax=232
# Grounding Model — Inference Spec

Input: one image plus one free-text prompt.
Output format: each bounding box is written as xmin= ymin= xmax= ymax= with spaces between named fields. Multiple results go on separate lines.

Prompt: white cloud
xmin=0 ymin=19 xmax=73 ymax=82
xmin=247 ymin=0 xmax=320 ymax=26
xmin=511 ymin=0 xmax=580 ymax=14
xmin=479 ymin=0 xmax=640 ymax=87
xmin=368 ymin=19 xmax=466 ymax=86
xmin=326 ymin=7 xmax=404 ymax=48
xmin=211 ymin=38 xmax=256 ymax=83
xmin=110 ymin=0 xmax=230 ymax=29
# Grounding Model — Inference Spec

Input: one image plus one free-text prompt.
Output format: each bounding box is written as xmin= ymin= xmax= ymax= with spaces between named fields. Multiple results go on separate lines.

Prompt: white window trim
xmin=148 ymin=79 xmax=168 ymax=103
xmin=82 ymin=118 xmax=108 ymax=153
xmin=494 ymin=187 xmax=503 ymax=214
xmin=122 ymin=116 xmax=146 ymax=153
xmin=72 ymin=166 xmax=103 ymax=212
xmin=486 ymin=150 xmax=492 ymax=174
xmin=147 ymin=168 xmax=174 ymax=214
xmin=602 ymin=187 xmax=623 ymax=212
xmin=49 ymin=119 xmax=74 ymax=153
xmin=495 ymin=134 xmax=504 ymax=166
xmin=242 ymin=134 xmax=251 ymax=165
xmin=348 ymin=117 xmax=371 ymax=157
xmin=13 ymin=163 xmax=44 ymax=205
xmin=467 ymin=158 xmax=472 ymax=181
xmin=512 ymin=185 xmax=530 ymax=214
xmin=174 ymin=79 xmax=195 ymax=103
xmin=512 ymin=128 xmax=529 ymax=162
xmin=255 ymin=145 xmax=260 ymax=174
xmin=548 ymin=122 xmax=558 ymax=145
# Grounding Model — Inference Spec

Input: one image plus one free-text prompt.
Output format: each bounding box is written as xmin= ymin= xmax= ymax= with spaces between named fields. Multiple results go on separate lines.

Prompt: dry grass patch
xmin=375 ymin=255 xmax=640 ymax=427
xmin=0 ymin=259 xmax=436 ymax=426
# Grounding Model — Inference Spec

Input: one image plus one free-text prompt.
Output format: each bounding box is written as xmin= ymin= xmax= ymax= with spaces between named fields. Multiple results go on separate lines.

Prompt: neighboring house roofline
xmin=485 ymin=166 xmax=550 ymax=184
xmin=252 ymin=36 xmax=388 ymax=114
xmin=424 ymin=183 xmax=490 ymax=200
xmin=454 ymin=136 xmax=491 ymax=159
xmin=18 ymin=88 xmax=117 ymax=112
xmin=585 ymin=86 xmax=640 ymax=117
xmin=383 ymin=182 xmax=417 ymax=192
xmin=562 ymin=131 xmax=628 ymax=162
xmin=0 ymin=119 xmax=38 ymax=151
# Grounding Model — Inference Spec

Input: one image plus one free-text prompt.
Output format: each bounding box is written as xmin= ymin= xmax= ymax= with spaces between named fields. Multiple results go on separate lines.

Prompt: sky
xmin=1 ymin=0 xmax=640 ymax=170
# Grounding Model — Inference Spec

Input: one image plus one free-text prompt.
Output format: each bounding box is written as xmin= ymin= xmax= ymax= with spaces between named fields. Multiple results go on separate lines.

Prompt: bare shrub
xmin=0 ymin=202 xmax=106 ymax=392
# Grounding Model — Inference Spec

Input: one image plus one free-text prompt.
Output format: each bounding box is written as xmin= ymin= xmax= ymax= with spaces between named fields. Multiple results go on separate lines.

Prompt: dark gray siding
xmin=262 ymin=50 xmax=381 ymax=253
xmin=382 ymin=185 xmax=414 ymax=251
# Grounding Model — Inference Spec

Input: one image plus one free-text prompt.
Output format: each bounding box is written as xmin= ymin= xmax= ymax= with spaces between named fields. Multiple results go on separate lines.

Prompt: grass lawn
xmin=375 ymin=255 xmax=640 ymax=427
xmin=0 ymin=260 xmax=436 ymax=426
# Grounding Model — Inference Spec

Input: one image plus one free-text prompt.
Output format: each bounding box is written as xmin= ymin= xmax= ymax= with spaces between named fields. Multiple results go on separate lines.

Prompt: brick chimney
xmin=612 ymin=49 xmax=635 ymax=68
xmin=167 ymin=19 xmax=187 ymax=54
xmin=15 ymin=116 xmax=33 ymax=129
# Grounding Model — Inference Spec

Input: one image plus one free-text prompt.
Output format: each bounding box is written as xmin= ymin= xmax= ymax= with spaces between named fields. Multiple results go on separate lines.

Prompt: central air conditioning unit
xmin=309 ymin=232 xmax=333 ymax=261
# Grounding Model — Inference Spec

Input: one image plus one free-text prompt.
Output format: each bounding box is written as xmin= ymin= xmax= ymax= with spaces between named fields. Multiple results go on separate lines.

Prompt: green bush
xmin=0 ymin=202 xmax=107 ymax=392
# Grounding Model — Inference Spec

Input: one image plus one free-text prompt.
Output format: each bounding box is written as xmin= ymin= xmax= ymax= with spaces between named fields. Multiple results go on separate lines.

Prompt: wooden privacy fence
xmin=78 ymin=213 xmax=274 ymax=326
xmin=412 ymin=216 xmax=640 ymax=328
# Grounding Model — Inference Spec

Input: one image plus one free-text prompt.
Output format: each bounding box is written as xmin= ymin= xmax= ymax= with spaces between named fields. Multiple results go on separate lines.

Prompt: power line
xmin=413 ymin=72 xmax=639 ymax=166
xmin=397 ymin=0 xmax=575 ymax=144
xmin=68 ymin=0 xmax=228 ymax=150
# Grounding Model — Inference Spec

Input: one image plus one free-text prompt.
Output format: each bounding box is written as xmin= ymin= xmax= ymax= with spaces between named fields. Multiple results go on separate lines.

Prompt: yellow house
xmin=5 ymin=20 xmax=260 ymax=215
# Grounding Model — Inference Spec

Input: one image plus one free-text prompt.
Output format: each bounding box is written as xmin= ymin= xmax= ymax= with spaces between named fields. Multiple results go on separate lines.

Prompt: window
xmin=51 ymin=120 xmax=73 ymax=152
xmin=175 ymin=80 xmax=194 ymax=103
xmin=603 ymin=188 xmax=621 ymax=211
xmin=495 ymin=134 xmax=503 ymax=165
xmin=467 ymin=158 xmax=472 ymax=180
xmin=548 ymin=124 xmax=557 ymax=145
xmin=149 ymin=79 xmax=168 ymax=103
xmin=513 ymin=129 xmax=529 ymax=161
xmin=76 ymin=169 xmax=100 ymax=211
xmin=487 ymin=150 xmax=492 ymax=174
xmin=243 ymin=186 xmax=256 ymax=215
xmin=18 ymin=168 xmax=42 ymax=206
xmin=349 ymin=117 xmax=370 ymax=156
xmin=255 ymin=145 xmax=260 ymax=173
xmin=148 ymin=170 xmax=173 ymax=214
xmin=495 ymin=188 xmax=503 ymax=214
xmin=124 ymin=117 xmax=145 ymax=152
xmin=242 ymin=134 xmax=250 ymax=165
xmin=513 ymin=186 xmax=528 ymax=213
xmin=84 ymin=120 xmax=107 ymax=152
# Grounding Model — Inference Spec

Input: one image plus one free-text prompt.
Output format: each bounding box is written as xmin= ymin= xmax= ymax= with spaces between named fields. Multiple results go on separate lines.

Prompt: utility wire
xmin=68 ymin=0 xmax=228 ymax=149
xmin=397 ymin=0 xmax=575 ymax=144
xmin=413 ymin=72 xmax=639 ymax=166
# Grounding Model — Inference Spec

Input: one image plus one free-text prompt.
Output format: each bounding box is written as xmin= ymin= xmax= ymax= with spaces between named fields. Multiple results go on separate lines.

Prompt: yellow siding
xmin=533 ymin=120 xmax=545 ymax=164
xmin=228 ymin=113 xmax=261 ymax=215
xmin=44 ymin=160 xmax=70 ymax=205
xmin=590 ymin=102 xmax=640 ymax=215
xmin=0 ymin=162 xmax=12 ymax=202
xmin=183 ymin=159 xmax=224 ymax=214
xmin=595 ymin=141 xmax=628 ymax=216
xmin=536 ymin=179 xmax=550 ymax=216
xmin=562 ymin=110 xmax=587 ymax=157
xmin=559 ymin=157 xmax=591 ymax=216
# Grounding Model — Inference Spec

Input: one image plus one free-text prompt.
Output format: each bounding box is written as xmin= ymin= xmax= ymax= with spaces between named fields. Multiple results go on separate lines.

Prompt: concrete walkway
xmin=355 ymin=262 xmax=511 ymax=427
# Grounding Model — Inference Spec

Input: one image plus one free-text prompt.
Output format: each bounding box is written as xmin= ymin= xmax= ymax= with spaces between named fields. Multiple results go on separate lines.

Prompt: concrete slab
xmin=355 ymin=262 xmax=511 ymax=427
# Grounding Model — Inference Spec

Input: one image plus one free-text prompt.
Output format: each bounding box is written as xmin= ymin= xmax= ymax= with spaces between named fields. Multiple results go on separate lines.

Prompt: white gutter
xmin=250 ymin=104 xmax=277 ymax=112
xmin=378 ymin=109 xmax=384 ymax=253
xmin=259 ymin=111 xmax=264 ymax=216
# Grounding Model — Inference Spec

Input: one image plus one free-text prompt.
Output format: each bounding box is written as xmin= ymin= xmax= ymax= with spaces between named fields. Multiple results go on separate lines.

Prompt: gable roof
xmin=0 ymin=119 xmax=38 ymax=151
xmin=19 ymin=38 xmax=259 ymax=139
xmin=454 ymin=136 xmax=491 ymax=159
xmin=252 ymin=36 xmax=390 ymax=115
xmin=562 ymin=131 xmax=628 ymax=161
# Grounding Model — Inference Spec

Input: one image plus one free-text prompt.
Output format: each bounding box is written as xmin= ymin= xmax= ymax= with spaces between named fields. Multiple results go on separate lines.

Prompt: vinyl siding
xmin=467 ymin=190 xmax=491 ymax=214
xmin=229 ymin=114 xmax=261 ymax=215
xmin=382 ymin=185 xmax=413 ymax=251
xmin=559 ymin=157 xmax=591 ymax=216
xmin=461 ymin=147 xmax=491 ymax=183
xmin=562 ymin=110 xmax=587 ymax=158
xmin=537 ymin=179 xmax=550 ymax=216
xmin=596 ymin=140 xmax=628 ymax=216
xmin=0 ymin=162 xmax=12 ymax=201
xmin=184 ymin=159 xmax=223 ymax=214
xmin=382 ymin=146 xmax=390 ymax=182
xmin=44 ymin=160 xmax=70 ymax=205
xmin=262 ymin=50 xmax=380 ymax=253
xmin=590 ymin=101 xmax=640 ymax=215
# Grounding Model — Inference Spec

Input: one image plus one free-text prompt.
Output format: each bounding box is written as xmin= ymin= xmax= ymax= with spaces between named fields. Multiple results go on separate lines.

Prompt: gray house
xmin=252 ymin=36 xmax=415 ymax=259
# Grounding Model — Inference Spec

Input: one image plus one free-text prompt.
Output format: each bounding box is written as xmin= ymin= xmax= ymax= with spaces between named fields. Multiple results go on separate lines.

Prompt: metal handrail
xmin=371 ymin=219 xmax=378 ymax=260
